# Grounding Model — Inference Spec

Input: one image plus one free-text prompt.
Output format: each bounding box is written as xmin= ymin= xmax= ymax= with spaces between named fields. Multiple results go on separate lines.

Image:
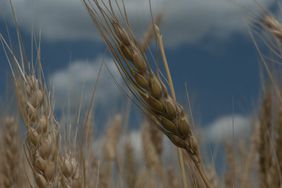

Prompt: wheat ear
xmin=17 ymin=75 xmax=59 ymax=188
xmin=82 ymin=0 xmax=209 ymax=187
xmin=1 ymin=32 xmax=60 ymax=187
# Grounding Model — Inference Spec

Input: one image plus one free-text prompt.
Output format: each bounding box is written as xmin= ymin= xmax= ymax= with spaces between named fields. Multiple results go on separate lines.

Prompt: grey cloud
xmin=0 ymin=0 xmax=276 ymax=46
xmin=49 ymin=57 xmax=122 ymax=111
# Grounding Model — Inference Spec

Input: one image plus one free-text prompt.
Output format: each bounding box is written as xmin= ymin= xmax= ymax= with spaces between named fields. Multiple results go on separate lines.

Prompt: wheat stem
xmin=154 ymin=24 xmax=188 ymax=188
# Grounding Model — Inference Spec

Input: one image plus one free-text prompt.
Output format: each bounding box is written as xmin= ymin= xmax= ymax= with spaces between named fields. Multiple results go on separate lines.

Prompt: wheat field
xmin=0 ymin=0 xmax=282 ymax=188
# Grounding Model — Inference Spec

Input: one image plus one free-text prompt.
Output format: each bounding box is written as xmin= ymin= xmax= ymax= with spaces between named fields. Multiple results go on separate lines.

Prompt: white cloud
xmin=0 ymin=0 xmax=275 ymax=46
xmin=203 ymin=114 xmax=251 ymax=144
xmin=49 ymin=56 xmax=122 ymax=111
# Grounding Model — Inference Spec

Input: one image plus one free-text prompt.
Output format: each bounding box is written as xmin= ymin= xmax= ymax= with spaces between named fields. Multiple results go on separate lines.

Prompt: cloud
xmin=0 ymin=0 xmax=275 ymax=46
xmin=49 ymin=56 xmax=122 ymax=111
xmin=202 ymin=114 xmax=251 ymax=144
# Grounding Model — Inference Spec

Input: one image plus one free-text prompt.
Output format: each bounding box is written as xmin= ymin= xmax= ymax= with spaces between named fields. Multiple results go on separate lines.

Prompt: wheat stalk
xmin=99 ymin=114 xmax=122 ymax=188
xmin=224 ymin=144 xmax=236 ymax=188
xmin=123 ymin=138 xmax=137 ymax=188
xmin=275 ymin=98 xmax=282 ymax=186
xmin=148 ymin=120 xmax=163 ymax=159
xmin=206 ymin=165 xmax=219 ymax=188
xmin=142 ymin=122 xmax=162 ymax=172
xmin=258 ymin=90 xmax=273 ymax=188
xmin=166 ymin=167 xmax=180 ymax=188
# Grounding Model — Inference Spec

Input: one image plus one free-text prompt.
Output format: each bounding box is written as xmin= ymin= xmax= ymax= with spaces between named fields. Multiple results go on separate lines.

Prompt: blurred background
xmin=0 ymin=0 xmax=281 ymax=164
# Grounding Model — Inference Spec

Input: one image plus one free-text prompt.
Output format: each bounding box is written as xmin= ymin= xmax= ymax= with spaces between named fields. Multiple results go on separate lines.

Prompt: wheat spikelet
xmin=0 ymin=117 xmax=22 ymax=188
xmin=59 ymin=152 xmax=82 ymax=188
xmin=263 ymin=15 xmax=282 ymax=42
xmin=59 ymin=119 xmax=83 ymax=188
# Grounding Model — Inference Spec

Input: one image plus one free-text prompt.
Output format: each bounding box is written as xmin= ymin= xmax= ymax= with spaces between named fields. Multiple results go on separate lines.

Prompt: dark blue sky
xmin=2 ymin=0 xmax=278 ymax=145
xmin=0 ymin=22 xmax=262 ymax=126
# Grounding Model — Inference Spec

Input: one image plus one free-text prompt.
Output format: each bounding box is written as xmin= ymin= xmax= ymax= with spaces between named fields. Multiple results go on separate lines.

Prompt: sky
xmin=0 ymin=0 xmax=280 ymax=146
